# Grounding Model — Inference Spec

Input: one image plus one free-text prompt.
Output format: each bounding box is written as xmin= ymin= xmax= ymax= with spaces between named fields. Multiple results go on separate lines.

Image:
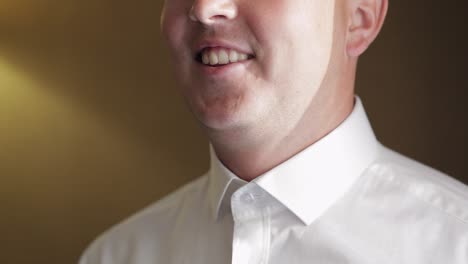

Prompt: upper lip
xmin=193 ymin=38 xmax=255 ymax=58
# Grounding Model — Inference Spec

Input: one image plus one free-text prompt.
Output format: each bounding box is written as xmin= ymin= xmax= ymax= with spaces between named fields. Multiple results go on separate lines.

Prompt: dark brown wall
xmin=0 ymin=1 xmax=466 ymax=263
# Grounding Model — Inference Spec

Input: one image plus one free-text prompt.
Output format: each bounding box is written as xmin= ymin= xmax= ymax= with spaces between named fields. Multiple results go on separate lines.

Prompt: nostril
xmin=211 ymin=15 xmax=228 ymax=20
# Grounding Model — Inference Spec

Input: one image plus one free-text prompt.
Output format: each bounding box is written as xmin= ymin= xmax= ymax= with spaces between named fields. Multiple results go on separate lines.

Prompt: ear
xmin=346 ymin=0 xmax=388 ymax=57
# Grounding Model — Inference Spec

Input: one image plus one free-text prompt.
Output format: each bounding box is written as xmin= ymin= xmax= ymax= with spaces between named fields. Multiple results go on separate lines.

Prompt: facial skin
xmin=161 ymin=0 xmax=387 ymax=180
xmin=162 ymin=0 xmax=337 ymax=131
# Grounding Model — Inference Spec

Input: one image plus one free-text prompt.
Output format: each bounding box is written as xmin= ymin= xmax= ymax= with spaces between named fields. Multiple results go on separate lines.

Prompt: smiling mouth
xmin=195 ymin=47 xmax=255 ymax=67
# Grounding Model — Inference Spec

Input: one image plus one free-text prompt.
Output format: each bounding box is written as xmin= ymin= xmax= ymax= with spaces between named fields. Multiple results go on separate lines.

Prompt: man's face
xmin=161 ymin=0 xmax=339 ymax=132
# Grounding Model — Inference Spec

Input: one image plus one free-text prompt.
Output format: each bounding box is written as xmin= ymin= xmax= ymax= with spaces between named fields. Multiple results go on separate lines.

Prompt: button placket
xmin=231 ymin=184 xmax=272 ymax=264
xmin=232 ymin=184 xmax=261 ymax=221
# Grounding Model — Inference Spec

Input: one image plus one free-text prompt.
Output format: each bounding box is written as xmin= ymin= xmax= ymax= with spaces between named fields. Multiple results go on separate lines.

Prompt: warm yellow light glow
xmin=0 ymin=54 xmax=85 ymax=130
xmin=0 ymin=55 xmax=35 ymax=91
xmin=0 ymin=56 xmax=40 ymax=121
xmin=0 ymin=53 xmax=155 ymax=179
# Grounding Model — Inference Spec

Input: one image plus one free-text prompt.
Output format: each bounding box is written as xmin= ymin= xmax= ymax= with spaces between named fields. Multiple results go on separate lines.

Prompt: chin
xmin=195 ymin=110 xmax=243 ymax=131
xmin=184 ymin=80 xmax=264 ymax=131
xmin=191 ymin=102 xmax=255 ymax=132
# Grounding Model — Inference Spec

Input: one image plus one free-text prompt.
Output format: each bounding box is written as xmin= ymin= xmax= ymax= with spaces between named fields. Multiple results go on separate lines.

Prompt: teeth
xmin=200 ymin=48 xmax=251 ymax=66
xmin=209 ymin=52 xmax=218 ymax=65
xmin=218 ymin=50 xmax=229 ymax=64
xmin=229 ymin=50 xmax=238 ymax=62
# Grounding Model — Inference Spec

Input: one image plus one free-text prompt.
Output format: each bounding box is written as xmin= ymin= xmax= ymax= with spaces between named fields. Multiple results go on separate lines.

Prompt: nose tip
xmin=189 ymin=1 xmax=237 ymax=25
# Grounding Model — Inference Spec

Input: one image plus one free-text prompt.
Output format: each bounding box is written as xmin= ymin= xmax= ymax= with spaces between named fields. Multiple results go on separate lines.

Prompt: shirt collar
xmin=207 ymin=145 xmax=248 ymax=221
xmin=207 ymin=97 xmax=379 ymax=225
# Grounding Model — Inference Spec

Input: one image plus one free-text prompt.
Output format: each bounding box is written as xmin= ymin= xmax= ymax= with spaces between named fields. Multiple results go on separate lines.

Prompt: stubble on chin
xmin=188 ymin=86 xmax=264 ymax=134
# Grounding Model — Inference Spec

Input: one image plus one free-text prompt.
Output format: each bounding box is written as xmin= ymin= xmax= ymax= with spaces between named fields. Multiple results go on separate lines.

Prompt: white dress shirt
xmin=79 ymin=97 xmax=468 ymax=264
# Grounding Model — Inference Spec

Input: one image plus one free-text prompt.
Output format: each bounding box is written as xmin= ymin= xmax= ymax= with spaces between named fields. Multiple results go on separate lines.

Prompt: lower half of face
xmin=165 ymin=0 xmax=338 ymax=134
xmin=174 ymin=49 xmax=334 ymax=135
xmin=175 ymin=59 xmax=274 ymax=131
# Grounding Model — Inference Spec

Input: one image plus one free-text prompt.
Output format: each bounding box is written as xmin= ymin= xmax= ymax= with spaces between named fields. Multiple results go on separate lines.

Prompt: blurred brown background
xmin=0 ymin=1 xmax=466 ymax=263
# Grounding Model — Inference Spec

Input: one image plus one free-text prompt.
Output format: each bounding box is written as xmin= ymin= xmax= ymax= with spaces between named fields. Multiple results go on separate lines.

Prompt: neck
xmin=208 ymin=85 xmax=355 ymax=182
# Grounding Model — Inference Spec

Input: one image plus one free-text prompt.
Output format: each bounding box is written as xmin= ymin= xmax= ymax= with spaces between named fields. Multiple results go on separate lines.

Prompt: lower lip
xmin=196 ymin=60 xmax=253 ymax=76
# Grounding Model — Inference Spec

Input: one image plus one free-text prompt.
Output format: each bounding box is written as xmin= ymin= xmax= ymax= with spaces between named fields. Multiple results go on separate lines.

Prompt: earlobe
xmin=346 ymin=0 xmax=388 ymax=57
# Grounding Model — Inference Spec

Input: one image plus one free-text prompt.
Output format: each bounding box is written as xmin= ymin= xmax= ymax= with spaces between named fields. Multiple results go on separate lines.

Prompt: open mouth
xmin=195 ymin=47 xmax=255 ymax=67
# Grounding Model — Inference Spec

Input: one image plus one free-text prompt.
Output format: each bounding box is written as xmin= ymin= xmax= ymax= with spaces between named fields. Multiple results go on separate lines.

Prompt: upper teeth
xmin=201 ymin=48 xmax=250 ymax=66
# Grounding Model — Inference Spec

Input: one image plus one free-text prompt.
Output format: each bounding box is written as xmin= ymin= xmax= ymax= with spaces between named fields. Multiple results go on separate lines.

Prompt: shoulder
xmin=368 ymin=144 xmax=468 ymax=223
xmin=339 ymin=144 xmax=468 ymax=262
xmin=79 ymin=175 xmax=209 ymax=264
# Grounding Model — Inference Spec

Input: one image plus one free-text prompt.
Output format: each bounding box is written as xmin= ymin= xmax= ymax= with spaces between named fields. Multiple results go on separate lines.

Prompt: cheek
xmin=288 ymin=1 xmax=336 ymax=58
xmin=245 ymin=1 xmax=336 ymax=76
xmin=161 ymin=2 xmax=190 ymax=59
xmin=287 ymin=2 xmax=336 ymax=82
